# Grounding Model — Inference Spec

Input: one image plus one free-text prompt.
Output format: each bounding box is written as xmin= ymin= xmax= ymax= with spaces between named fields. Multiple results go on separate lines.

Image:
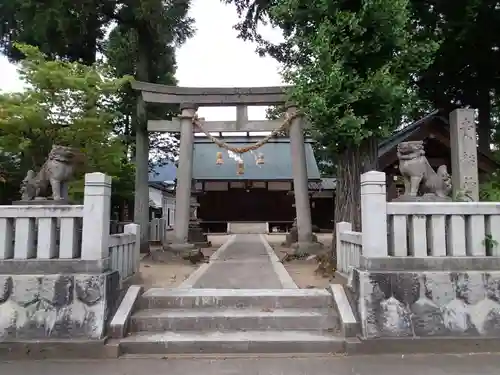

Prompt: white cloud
xmin=0 ymin=0 xmax=283 ymax=122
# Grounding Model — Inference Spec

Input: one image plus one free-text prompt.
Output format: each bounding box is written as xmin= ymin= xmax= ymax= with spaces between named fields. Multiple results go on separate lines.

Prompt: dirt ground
xmin=266 ymin=233 xmax=344 ymax=289
xmin=136 ymin=235 xmax=228 ymax=289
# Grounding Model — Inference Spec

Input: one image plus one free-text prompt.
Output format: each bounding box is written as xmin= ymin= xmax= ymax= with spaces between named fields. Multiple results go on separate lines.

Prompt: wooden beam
xmin=132 ymin=81 xmax=290 ymax=105
xmin=148 ymin=118 xmax=308 ymax=132
xmin=142 ymin=91 xmax=287 ymax=106
xmin=132 ymin=81 xmax=288 ymax=96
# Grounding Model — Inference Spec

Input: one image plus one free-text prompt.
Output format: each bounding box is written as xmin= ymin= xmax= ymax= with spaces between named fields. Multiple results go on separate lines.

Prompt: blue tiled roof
xmin=149 ymin=162 xmax=177 ymax=182
xmin=193 ymin=137 xmax=321 ymax=180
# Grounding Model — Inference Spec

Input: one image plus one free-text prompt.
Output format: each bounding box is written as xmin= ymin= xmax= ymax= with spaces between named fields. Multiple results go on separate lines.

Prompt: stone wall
xmin=0 ymin=271 xmax=119 ymax=340
xmin=352 ymin=268 xmax=500 ymax=339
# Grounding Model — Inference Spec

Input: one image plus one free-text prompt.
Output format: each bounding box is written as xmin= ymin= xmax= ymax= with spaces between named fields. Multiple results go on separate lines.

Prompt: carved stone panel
xmin=0 ymin=271 xmax=118 ymax=341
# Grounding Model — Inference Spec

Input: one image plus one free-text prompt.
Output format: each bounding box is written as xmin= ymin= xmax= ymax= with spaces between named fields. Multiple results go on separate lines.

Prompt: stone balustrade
xmin=387 ymin=202 xmax=500 ymax=257
xmin=335 ymin=222 xmax=362 ymax=278
xmin=0 ymin=205 xmax=84 ymax=259
xmin=0 ymin=172 xmax=140 ymax=283
xmin=343 ymin=171 xmax=500 ymax=341
xmin=109 ymin=223 xmax=140 ymax=285
xmin=358 ymin=171 xmax=500 ymax=260
xmin=0 ymin=172 xmax=142 ymax=341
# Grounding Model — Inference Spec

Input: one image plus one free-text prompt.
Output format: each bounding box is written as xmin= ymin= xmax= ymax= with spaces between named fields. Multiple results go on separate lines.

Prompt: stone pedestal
xmin=282 ymin=218 xmax=323 ymax=255
xmin=291 ymin=240 xmax=323 ymax=255
xmin=350 ymin=259 xmax=500 ymax=340
xmin=166 ymin=242 xmax=196 ymax=253
xmin=188 ymin=222 xmax=209 ymax=246
xmin=0 ymin=270 xmax=119 ymax=340
xmin=392 ymin=194 xmax=452 ymax=202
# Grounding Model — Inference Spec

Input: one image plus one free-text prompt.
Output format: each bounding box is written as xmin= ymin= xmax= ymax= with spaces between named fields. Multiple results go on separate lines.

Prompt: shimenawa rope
xmin=191 ymin=111 xmax=300 ymax=154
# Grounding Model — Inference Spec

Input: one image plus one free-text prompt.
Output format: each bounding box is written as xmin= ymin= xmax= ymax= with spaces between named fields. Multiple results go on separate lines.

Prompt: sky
xmin=0 ymin=0 xmax=284 ymax=121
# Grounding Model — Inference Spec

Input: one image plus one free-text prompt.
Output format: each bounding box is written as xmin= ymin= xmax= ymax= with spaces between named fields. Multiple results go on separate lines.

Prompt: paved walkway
xmin=2 ymin=354 xmax=500 ymax=374
xmin=189 ymin=234 xmax=293 ymax=289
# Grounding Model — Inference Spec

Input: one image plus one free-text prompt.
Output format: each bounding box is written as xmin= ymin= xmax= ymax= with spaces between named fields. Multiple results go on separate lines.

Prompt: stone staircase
xmin=117 ymin=288 xmax=352 ymax=355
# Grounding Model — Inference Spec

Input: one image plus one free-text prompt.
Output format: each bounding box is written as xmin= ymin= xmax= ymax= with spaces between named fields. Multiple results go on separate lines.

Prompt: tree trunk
xmin=331 ymin=137 xmax=378 ymax=266
xmin=133 ymin=27 xmax=151 ymax=254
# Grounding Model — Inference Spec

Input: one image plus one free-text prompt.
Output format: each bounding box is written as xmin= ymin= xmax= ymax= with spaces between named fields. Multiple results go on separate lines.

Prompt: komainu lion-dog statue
xmin=20 ymin=145 xmax=79 ymax=201
xmin=397 ymin=141 xmax=451 ymax=200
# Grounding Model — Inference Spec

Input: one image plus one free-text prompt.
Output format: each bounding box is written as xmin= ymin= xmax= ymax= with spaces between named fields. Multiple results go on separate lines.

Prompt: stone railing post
xmin=361 ymin=171 xmax=388 ymax=257
xmin=336 ymin=222 xmax=352 ymax=254
xmin=336 ymin=221 xmax=351 ymax=275
xmin=81 ymin=172 xmax=112 ymax=260
xmin=124 ymin=223 xmax=140 ymax=273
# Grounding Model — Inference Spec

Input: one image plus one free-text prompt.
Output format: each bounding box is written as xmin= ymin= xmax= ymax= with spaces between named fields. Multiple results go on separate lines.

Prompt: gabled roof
xmin=192 ymin=136 xmax=321 ymax=181
xmin=377 ymin=108 xmax=500 ymax=172
xmin=378 ymin=109 xmax=444 ymax=157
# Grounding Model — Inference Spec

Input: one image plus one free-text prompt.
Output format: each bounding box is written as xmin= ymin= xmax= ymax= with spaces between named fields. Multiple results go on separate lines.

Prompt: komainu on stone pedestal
xmin=396 ymin=141 xmax=452 ymax=201
xmin=20 ymin=145 xmax=79 ymax=201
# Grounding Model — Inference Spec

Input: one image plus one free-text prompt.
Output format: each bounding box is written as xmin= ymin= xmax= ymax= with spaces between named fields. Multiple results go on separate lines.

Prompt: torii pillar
xmin=287 ymin=105 xmax=322 ymax=254
xmin=171 ymin=105 xmax=197 ymax=249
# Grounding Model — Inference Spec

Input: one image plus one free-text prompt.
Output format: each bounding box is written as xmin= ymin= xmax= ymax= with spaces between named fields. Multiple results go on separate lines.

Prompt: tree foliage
xmin=104 ymin=20 xmax=186 ymax=167
xmin=0 ymin=43 xmax=131 ymax=203
xmin=225 ymin=0 xmax=438 ymax=265
xmin=0 ymin=0 xmax=195 ymax=218
xmin=412 ymin=0 xmax=500 ymax=151
xmin=0 ymin=0 xmax=113 ymax=63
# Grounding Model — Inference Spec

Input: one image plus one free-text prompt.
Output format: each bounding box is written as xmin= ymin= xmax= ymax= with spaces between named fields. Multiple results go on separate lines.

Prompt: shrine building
xmin=149 ymin=135 xmax=335 ymax=233
xmin=191 ymin=135 xmax=335 ymax=233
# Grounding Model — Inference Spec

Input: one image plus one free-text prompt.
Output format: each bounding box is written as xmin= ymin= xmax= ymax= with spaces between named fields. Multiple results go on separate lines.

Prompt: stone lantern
xmin=187 ymin=189 xmax=209 ymax=246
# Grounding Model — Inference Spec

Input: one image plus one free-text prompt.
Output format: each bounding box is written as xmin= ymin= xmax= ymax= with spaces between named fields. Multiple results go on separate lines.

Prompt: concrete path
xmin=2 ymin=354 xmax=500 ymax=374
xmin=184 ymin=234 xmax=296 ymax=289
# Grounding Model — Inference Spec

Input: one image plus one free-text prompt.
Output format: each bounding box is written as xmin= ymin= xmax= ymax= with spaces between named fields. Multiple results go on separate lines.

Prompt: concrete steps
xmin=139 ymin=288 xmax=332 ymax=309
xmin=131 ymin=307 xmax=338 ymax=332
xmin=119 ymin=288 xmax=349 ymax=355
xmin=119 ymin=330 xmax=346 ymax=354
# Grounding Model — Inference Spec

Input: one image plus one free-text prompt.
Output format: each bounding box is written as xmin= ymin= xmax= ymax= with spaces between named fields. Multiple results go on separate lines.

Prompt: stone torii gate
xmin=131 ymin=82 xmax=320 ymax=252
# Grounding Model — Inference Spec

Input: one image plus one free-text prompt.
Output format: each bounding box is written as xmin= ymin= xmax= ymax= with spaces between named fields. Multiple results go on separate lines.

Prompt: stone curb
xmin=328 ymin=284 xmax=358 ymax=338
xmin=349 ymin=336 xmax=500 ymax=355
xmin=179 ymin=235 xmax=236 ymax=288
xmin=109 ymin=285 xmax=143 ymax=339
xmin=260 ymin=234 xmax=298 ymax=289
xmin=0 ymin=339 xmax=117 ymax=360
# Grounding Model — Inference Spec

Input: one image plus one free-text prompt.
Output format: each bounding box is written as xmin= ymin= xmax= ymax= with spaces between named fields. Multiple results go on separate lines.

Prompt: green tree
xmin=104 ymin=23 xmax=182 ymax=167
xmin=411 ymin=0 xmax=500 ymax=152
xmin=104 ymin=0 xmax=194 ymax=252
xmin=0 ymin=0 xmax=114 ymax=63
xmin=0 ymin=43 xmax=131 ymax=202
xmin=225 ymin=0 xmax=438 ymax=259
